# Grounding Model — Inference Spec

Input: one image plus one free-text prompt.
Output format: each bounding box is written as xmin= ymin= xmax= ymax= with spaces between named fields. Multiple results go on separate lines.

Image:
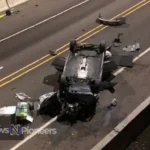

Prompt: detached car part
xmin=123 ymin=43 xmax=141 ymax=52
xmin=49 ymin=50 xmax=58 ymax=56
xmin=96 ymin=13 xmax=126 ymax=26
xmin=0 ymin=102 xmax=33 ymax=123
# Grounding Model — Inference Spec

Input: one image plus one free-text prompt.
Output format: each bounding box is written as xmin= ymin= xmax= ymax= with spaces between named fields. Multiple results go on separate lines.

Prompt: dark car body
xmin=59 ymin=43 xmax=105 ymax=95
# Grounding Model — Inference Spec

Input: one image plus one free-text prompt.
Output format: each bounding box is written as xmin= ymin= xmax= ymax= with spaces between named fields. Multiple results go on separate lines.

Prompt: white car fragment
xmin=123 ymin=43 xmax=141 ymax=52
xmin=15 ymin=92 xmax=31 ymax=101
xmin=39 ymin=92 xmax=56 ymax=103
xmin=0 ymin=102 xmax=33 ymax=123
xmin=0 ymin=106 xmax=16 ymax=116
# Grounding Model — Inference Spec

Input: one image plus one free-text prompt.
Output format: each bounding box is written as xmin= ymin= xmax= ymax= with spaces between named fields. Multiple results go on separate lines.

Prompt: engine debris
xmin=107 ymin=98 xmax=117 ymax=109
xmin=111 ymin=98 xmax=117 ymax=106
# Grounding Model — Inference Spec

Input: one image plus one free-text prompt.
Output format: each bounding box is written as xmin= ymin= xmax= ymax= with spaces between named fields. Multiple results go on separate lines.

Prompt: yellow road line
xmin=0 ymin=0 xmax=147 ymax=84
xmin=0 ymin=0 xmax=150 ymax=88
xmin=0 ymin=14 xmax=5 ymax=19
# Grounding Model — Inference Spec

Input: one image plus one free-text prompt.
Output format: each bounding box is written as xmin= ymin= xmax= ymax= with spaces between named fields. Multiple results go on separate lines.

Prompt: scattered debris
xmin=15 ymin=92 xmax=31 ymax=101
xmin=0 ymin=66 xmax=3 ymax=70
xmin=35 ymin=4 xmax=38 ymax=7
xmin=96 ymin=13 xmax=126 ymax=26
xmin=49 ymin=50 xmax=57 ymax=56
xmin=0 ymin=102 xmax=33 ymax=123
xmin=0 ymin=92 xmax=56 ymax=125
xmin=123 ymin=42 xmax=141 ymax=52
xmin=14 ymin=10 xmax=20 ymax=14
xmin=0 ymin=106 xmax=16 ymax=116
xmin=113 ymin=33 xmax=123 ymax=47
xmin=111 ymin=98 xmax=117 ymax=106
xmin=34 ymin=92 xmax=57 ymax=111
xmin=107 ymin=98 xmax=117 ymax=109
xmin=39 ymin=92 xmax=55 ymax=103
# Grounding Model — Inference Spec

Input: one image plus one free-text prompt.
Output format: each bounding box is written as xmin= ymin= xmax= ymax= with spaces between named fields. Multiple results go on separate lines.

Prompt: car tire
xmin=98 ymin=40 xmax=106 ymax=53
xmin=94 ymin=79 xmax=101 ymax=93
xmin=70 ymin=40 xmax=77 ymax=53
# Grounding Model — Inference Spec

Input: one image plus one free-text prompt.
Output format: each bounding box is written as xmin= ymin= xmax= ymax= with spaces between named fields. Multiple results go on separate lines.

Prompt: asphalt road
xmin=0 ymin=0 xmax=88 ymax=39
xmin=0 ymin=0 xmax=139 ymax=78
xmin=0 ymin=0 xmax=150 ymax=150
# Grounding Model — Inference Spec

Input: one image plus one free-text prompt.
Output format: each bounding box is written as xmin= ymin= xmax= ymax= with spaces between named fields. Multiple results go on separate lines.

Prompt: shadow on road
xmin=43 ymin=72 xmax=60 ymax=91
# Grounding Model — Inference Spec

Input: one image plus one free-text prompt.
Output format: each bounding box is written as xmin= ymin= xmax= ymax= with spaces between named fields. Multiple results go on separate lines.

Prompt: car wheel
xmin=70 ymin=40 xmax=77 ymax=53
xmin=99 ymin=40 xmax=106 ymax=53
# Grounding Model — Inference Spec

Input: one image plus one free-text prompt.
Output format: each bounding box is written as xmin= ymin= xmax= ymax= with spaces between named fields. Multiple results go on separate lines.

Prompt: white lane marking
xmin=92 ymin=47 xmax=150 ymax=150
xmin=91 ymin=95 xmax=150 ymax=150
xmin=10 ymin=47 xmax=150 ymax=150
xmin=0 ymin=0 xmax=89 ymax=43
xmin=114 ymin=47 xmax=150 ymax=76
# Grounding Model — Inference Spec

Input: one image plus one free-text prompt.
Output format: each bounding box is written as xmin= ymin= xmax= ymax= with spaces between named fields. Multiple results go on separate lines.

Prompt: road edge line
xmin=92 ymin=97 xmax=150 ymax=150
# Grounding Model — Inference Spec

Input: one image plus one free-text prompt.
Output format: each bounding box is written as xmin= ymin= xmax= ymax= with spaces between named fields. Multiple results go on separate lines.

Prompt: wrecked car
xmin=39 ymin=40 xmax=110 ymax=121
xmin=0 ymin=39 xmax=135 ymax=124
xmin=38 ymin=39 xmax=134 ymax=123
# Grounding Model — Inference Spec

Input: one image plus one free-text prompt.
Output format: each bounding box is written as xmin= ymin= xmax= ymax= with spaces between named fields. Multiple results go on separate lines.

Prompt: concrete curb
xmin=0 ymin=0 xmax=28 ymax=13
xmin=92 ymin=96 xmax=150 ymax=150
xmin=7 ymin=0 xmax=28 ymax=8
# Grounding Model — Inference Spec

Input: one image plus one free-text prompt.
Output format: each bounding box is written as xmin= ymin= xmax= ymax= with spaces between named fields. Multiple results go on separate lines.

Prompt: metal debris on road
xmin=113 ymin=33 xmax=123 ymax=47
xmin=49 ymin=50 xmax=58 ymax=56
xmin=96 ymin=13 xmax=126 ymax=26
xmin=0 ymin=66 xmax=3 ymax=70
xmin=39 ymin=92 xmax=56 ymax=103
xmin=107 ymin=98 xmax=117 ymax=109
xmin=15 ymin=92 xmax=31 ymax=101
xmin=0 ymin=102 xmax=34 ymax=123
xmin=111 ymin=98 xmax=117 ymax=107
xmin=0 ymin=106 xmax=16 ymax=116
xmin=123 ymin=42 xmax=141 ymax=52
